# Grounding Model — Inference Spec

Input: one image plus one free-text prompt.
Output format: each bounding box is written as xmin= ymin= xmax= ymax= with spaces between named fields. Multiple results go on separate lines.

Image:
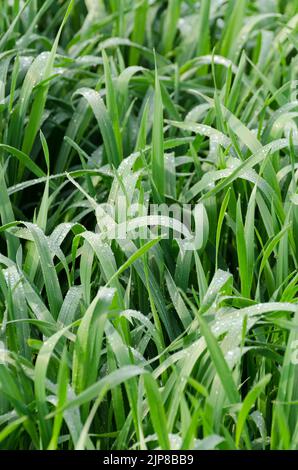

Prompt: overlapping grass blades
xmin=0 ymin=0 xmax=298 ymax=451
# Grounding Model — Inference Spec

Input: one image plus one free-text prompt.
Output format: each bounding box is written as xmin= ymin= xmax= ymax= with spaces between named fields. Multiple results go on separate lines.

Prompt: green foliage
xmin=0 ymin=0 xmax=298 ymax=451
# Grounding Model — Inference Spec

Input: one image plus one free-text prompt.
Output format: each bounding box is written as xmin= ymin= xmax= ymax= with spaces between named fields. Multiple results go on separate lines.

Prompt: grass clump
xmin=0 ymin=0 xmax=298 ymax=450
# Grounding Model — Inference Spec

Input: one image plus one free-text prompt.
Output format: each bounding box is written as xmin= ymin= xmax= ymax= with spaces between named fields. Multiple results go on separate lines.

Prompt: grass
xmin=0 ymin=0 xmax=298 ymax=451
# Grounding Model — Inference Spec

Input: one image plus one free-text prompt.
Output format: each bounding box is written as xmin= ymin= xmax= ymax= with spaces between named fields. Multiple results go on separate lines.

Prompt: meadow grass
xmin=0 ymin=0 xmax=298 ymax=450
